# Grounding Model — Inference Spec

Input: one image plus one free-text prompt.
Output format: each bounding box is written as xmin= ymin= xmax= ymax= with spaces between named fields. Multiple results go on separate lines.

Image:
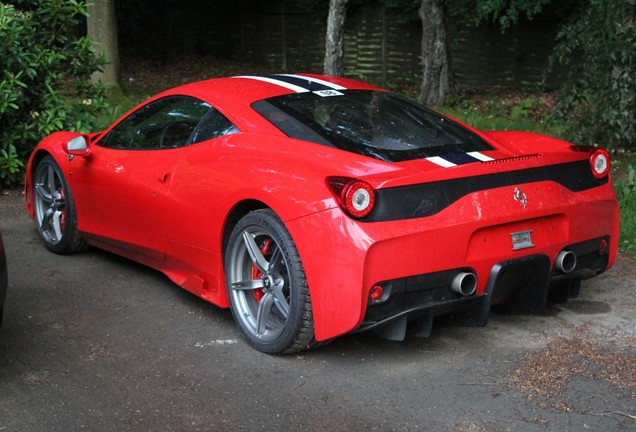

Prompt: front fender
xmin=24 ymin=131 xmax=84 ymax=218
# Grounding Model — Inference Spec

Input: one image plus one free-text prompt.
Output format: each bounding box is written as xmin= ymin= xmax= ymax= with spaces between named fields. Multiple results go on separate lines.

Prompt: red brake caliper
xmin=251 ymin=238 xmax=272 ymax=302
xmin=59 ymin=188 xmax=66 ymax=231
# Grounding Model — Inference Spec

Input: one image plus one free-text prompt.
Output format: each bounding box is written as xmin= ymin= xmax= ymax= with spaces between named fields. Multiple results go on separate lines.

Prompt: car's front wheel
xmin=225 ymin=209 xmax=315 ymax=354
xmin=33 ymin=155 xmax=86 ymax=254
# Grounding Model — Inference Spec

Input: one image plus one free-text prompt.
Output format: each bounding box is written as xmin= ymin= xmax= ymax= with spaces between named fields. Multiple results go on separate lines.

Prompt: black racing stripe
xmin=440 ymin=153 xmax=481 ymax=165
xmin=263 ymin=74 xmax=335 ymax=92
xmin=361 ymin=160 xmax=608 ymax=222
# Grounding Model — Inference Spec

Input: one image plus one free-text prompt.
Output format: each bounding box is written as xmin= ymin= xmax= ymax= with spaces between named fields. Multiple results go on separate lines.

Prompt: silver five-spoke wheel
xmin=33 ymin=156 xmax=86 ymax=254
xmin=225 ymin=209 xmax=314 ymax=354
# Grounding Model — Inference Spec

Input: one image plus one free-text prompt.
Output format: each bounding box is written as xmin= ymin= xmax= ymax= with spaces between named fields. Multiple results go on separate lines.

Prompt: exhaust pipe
xmin=451 ymin=272 xmax=477 ymax=297
xmin=555 ymin=250 xmax=577 ymax=274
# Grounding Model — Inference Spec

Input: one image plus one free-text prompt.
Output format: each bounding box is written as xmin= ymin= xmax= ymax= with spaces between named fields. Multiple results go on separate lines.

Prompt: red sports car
xmin=24 ymin=74 xmax=619 ymax=353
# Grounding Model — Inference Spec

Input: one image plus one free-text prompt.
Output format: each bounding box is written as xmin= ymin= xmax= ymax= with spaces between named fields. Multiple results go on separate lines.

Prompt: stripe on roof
xmin=236 ymin=74 xmax=347 ymax=94
xmin=236 ymin=75 xmax=310 ymax=93
xmin=277 ymin=74 xmax=347 ymax=91
xmin=442 ymin=153 xmax=484 ymax=165
xmin=427 ymin=152 xmax=497 ymax=168
xmin=467 ymin=151 xmax=494 ymax=162
xmin=426 ymin=156 xmax=457 ymax=168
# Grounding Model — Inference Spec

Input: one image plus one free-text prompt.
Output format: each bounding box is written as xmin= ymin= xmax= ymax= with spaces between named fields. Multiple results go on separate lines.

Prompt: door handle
xmin=158 ymin=173 xmax=170 ymax=184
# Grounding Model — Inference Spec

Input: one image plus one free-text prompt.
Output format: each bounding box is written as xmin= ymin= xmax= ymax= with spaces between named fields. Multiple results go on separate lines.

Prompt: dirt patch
xmin=505 ymin=255 xmax=636 ymax=417
xmin=0 ymin=189 xmax=25 ymax=219
xmin=458 ymin=85 xmax=558 ymax=122
xmin=509 ymin=329 xmax=636 ymax=398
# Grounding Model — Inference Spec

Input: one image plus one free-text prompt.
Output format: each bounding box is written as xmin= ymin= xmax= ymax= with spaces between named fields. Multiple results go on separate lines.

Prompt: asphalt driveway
xmin=0 ymin=190 xmax=634 ymax=431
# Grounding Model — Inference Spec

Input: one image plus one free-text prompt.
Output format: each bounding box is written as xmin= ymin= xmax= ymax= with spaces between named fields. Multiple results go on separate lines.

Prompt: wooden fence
xmin=117 ymin=0 xmax=561 ymax=88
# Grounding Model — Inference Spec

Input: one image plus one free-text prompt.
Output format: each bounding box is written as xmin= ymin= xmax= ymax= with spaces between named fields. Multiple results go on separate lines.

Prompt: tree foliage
xmin=379 ymin=0 xmax=420 ymax=22
xmin=458 ymin=0 xmax=554 ymax=29
xmin=551 ymin=0 xmax=636 ymax=149
xmin=452 ymin=0 xmax=635 ymax=150
xmin=0 ymin=1 xmax=107 ymax=187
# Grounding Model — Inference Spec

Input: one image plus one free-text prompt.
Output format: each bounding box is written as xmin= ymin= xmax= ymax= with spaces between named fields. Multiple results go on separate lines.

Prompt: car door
xmin=159 ymin=107 xmax=240 ymax=297
xmin=71 ymin=96 xmax=212 ymax=263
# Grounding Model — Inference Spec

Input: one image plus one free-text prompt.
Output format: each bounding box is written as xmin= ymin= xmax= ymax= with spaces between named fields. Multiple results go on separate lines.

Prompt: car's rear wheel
xmin=33 ymin=155 xmax=86 ymax=254
xmin=225 ymin=209 xmax=315 ymax=354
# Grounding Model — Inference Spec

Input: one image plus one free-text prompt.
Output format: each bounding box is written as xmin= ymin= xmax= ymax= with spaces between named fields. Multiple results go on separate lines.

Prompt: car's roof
xmin=150 ymin=74 xmax=382 ymax=134
xmin=160 ymin=73 xmax=382 ymax=108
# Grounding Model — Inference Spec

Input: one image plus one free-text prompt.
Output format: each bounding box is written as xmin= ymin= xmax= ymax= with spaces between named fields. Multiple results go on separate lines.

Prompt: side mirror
xmin=65 ymin=135 xmax=91 ymax=159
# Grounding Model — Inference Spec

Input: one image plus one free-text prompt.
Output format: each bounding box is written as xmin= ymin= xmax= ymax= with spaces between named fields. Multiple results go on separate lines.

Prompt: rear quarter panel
xmin=163 ymin=132 xmax=395 ymax=308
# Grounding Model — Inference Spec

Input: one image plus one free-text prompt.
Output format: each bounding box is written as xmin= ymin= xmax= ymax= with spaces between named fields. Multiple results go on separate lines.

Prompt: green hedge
xmin=0 ymin=1 xmax=107 ymax=187
xmin=615 ymin=165 xmax=636 ymax=256
xmin=552 ymin=0 xmax=636 ymax=150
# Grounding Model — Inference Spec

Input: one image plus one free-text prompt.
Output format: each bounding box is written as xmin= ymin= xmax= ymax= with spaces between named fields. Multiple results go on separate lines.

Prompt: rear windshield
xmin=252 ymin=90 xmax=492 ymax=162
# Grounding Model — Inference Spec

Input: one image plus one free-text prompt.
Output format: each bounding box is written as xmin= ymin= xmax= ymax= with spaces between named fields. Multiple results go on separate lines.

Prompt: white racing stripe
xmin=235 ymin=75 xmax=310 ymax=93
xmin=467 ymin=151 xmax=494 ymax=162
xmin=426 ymin=156 xmax=457 ymax=168
xmin=278 ymin=74 xmax=347 ymax=90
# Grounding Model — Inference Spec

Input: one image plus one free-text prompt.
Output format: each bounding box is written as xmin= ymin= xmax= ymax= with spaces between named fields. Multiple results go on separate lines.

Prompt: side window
xmin=99 ymin=96 xmax=211 ymax=150
xmin=190 ymin=108 xmax=239 ymax=144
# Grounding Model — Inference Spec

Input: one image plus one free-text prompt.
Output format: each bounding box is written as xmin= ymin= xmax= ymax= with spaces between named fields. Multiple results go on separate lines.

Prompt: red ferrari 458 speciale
xmin=25 ymin=74 xmax=619 ymax=353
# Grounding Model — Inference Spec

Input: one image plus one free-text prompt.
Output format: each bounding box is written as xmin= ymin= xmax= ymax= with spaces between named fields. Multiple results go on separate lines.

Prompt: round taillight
xmin=342 ymin=181 xmax=375 ymax=218
xmin=326 ymin=177 xmax=376 ymax=219
xmin=590 ymin=149 xmax=610 ymax=179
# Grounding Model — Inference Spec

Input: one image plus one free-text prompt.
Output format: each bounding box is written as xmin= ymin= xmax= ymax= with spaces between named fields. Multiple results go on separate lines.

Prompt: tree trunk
xmin=418 ymin=0 xmax=452 ymax=105
xmin=87 ymin=0 xmax=120 ymax=88
xmin=323 ymin=0 xmax=349 ymax=76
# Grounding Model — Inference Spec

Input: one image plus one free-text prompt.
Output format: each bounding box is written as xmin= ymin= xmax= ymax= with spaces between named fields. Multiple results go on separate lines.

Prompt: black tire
xmin=32 ymin=155 xmax=86 ymax=254
xmin=224 ymin=209 xmax=315 ymax=354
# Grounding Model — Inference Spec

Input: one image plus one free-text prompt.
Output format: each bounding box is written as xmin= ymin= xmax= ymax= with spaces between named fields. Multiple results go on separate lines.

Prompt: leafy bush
xmin=0 ymin=1 xmax=107 ymax=188
xmin=551 ymin=0 xmax=636 ymax=150
xmin=615 ymin=165 xmax=636 ymax=256
xmin=510 ymin=98 xmax=534 ymax=120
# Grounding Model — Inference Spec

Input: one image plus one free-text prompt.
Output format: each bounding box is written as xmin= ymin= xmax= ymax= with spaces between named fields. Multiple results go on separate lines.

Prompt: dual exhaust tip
xmin=555 ymin=250 xmax=577 ymax=274
xmin=451 ymin=272 xmax=477 ymax=297
xmin=450 ymin=250 xmax=577 ymax=298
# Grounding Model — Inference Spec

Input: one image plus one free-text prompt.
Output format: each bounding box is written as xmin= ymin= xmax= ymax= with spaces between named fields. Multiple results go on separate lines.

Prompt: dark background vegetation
xmin=115 ymin=1 xmax=558 ymax=88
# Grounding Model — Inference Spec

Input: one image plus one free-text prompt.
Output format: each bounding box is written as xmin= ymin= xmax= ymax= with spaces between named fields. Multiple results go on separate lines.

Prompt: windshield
xmin=252 ymin=90 xmax=492 ymax=162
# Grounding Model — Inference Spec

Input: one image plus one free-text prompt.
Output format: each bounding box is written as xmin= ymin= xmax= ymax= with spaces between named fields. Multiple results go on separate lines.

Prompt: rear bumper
xmin=288 ymin=179 xmax=619 ymax=342
xmin=359 ymin=238 xmax=609 ymax=340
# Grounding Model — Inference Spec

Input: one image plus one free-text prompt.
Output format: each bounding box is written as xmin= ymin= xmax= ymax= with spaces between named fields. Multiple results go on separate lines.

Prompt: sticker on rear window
xmin=313 ymin=90 xmax=344 ymax=97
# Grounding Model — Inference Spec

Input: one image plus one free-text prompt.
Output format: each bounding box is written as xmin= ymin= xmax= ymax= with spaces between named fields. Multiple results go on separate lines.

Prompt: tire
xmin=32 ymin=155 xmax=87 ymax=254
xmin=225 ymin=209 xmax=315 ymax=354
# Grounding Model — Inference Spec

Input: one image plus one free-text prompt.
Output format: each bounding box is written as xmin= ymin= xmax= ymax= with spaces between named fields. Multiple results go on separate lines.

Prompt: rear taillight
xmin=590 ymin=149 xmax=610 ymax=179
xmin=327 ymin=177 xmax=375 ymax=218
